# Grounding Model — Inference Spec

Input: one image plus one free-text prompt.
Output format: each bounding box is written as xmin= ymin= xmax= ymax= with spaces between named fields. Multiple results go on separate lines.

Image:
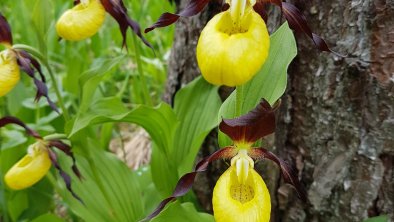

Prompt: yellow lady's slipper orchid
xmin=143 ymin=100 xmax=306 ymax=222
xmin=5 ymin=141 xmax=51 ymax=190
xmin=56 ymin=0 xmax=106 ymax=41
xmin=0 ymin=49 xmax=20 ymax=97
xmin=196 ymin=0 xmax=270 ymax=86
xmin=213 ymin=151 xmax=271 ymax=222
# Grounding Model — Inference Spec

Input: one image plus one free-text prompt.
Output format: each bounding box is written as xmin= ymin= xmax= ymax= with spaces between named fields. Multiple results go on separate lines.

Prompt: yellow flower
xmin=5 ymin=141 xmax=51 ymax=190
xmin=213 ymin=150 xmax=271 ymax=222
xmin=0 ymin=49 xmax=20 ymax=97
xmin=196 ymin=0 xmax=270 ymax=86
xmin=56 ymin=0 xmax=106 ymax=41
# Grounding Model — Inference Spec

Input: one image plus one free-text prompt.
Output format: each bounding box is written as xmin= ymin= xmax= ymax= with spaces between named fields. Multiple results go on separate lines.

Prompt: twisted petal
xmin=56 ymin=0 xmax=106 ymax=41
xmin=0 ymin=50 xmax=20 ymax=97
xmin=213 ymin=166 xmax=271 ymax=222
xmin=5 ymin=143 xmax=51 ymax=190
xmin=196 ymin=10 xmax=269 ymax=86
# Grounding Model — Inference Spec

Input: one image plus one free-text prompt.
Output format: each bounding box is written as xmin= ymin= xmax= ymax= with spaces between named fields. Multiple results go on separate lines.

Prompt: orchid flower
xmin=0 ymin=117 xmax=82 ymax=202
xmin=56 ymin=0 xmax=152 ymax=48
xmin=0 ymin=14 xmax=58 ymax=111
xmin=143 ymin=99 xmax=306 ymax=222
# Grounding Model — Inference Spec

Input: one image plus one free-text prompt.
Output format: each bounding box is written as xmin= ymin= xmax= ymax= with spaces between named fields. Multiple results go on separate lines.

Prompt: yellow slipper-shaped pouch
xmin=0 ymin=49 xmax=20 ymax=97
xmin=196 ymin=10 xmax=270 ymax=86
xmin=213 ymin=166 xmax=271 ymax=222
xmin=5 ymin=143 xmax=51 ymax=190
xmin=56 ymin=0 xmax=106 ymax=41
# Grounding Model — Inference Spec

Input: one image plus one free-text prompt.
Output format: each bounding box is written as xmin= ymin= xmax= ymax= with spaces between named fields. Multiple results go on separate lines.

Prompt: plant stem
xmin=235 ymin=85 xmax=244 ymax=117
xmin=43 ymin=59 xmax=70 ymax=121
xmin=131 ymin=34 xmax=152 ymax=106
xmin=43 ymin=133 xmax=68 ymax=141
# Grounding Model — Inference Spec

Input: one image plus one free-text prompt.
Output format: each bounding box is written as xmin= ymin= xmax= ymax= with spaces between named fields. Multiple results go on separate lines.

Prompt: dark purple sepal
xmin=279 ymin=2 xmax=343 ymax=56
xmin=145 ymin=0 xmax=210 ymax=33
xmin=219 ymin=99 xmax=276 ymax=144
xmin=15 ymin=50 xmax=59 ymax=113
xmin=49 ymin=140 xmax=82 ymax=180
xmin=253 ymin=1 xmax=268 ymax=22
xmin=100 ymin=0 xmax=152 ymax=49
xmin=0 ymin=116 xmax=42 ymax=139
xmin=248 ymin=147 xmax=307 ymax=202
xmin=0 ymin=13 xmax=12 ymax=45
xmin=48 ymin=149 xmax=84 ymax=204
xmin=141 ymin=147 xmax=236 ymax=221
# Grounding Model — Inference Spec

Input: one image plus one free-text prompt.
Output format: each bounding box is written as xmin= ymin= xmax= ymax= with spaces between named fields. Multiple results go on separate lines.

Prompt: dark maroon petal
xmin=0 ymin=116 xmax=42 ymax=139
xmin=253 ymin=1 xmax=268 ymax=22
xmin=142 ymin=147 xmax=236 ymax=221
xmin=0 ymin=13 xmax=12 ymax=45
xmin=222 ymin=3 xmax=230 ymax=11
xmin=100 ymin=0 xmax=152 ymax=49
xmin=145 ymin=0 xmax=210 ymax=33
xmin=48 ymin=149 xmax=84 ymax=204
xmin=248 ymin=147 xmax=307 ymax=202
xmin=73 ymin=0 xmax=80 ymax=5
xmin=16 ymin=51 xmax=59 ymax=113
xmin=219 ymin=99 xmax=276 ymax=144
xmin=280 ymin=2 xmax=343 ymax=56
xmin=49 ymin=140 xmax=82 ymax=180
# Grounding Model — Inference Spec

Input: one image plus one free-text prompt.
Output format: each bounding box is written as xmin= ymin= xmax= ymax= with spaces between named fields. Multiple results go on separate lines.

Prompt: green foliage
xmin=151 ymin=201 xmax=214 ymax=222
xmin=57 ymin=148 xmax=144 ymax=222
xmin=363 ymin=216 xmax=389 ymax=222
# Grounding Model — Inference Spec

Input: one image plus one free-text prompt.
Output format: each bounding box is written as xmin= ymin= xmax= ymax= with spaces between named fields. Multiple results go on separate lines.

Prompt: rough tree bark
xmin=163 ymin=0 xmax=394 ymax=221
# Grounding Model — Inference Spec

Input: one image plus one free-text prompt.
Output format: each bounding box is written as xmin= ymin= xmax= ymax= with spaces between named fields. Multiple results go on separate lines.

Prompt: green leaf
xmin=151 ymin=201 xmax=214 ymax=222
xmin=78 ymin=56 xmax=126 ymax=113
xmin=7 ymin=191 xmax=28 ymax=221
xmin=172 ymin=77 xmax=222 ymax=175
xmin=218 ymin=22 xmax=297 ymax=147
xmin=69 ymin=97 xmax=177 ymax=156
xmin=31 ymin=213 xmax=64 ymax=222
xmin=58 ymin=148 xmax=144 ymax=222
xmin=363 ymin=216 xmax=389 ymax=222
xmin=31 ymin=0 xmax=54 ymax=56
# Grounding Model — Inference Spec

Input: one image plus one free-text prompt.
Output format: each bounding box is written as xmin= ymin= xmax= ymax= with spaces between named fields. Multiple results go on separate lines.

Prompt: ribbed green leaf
xmin=172 ymin=77 xmax=222 ymax=175
xmin=69 ymin=97 xmax=177 ymax=156
xmin=58 ymin=148 xmax=144 ymax=222
xmin=151 ymin=201 xmax=214 ymax=222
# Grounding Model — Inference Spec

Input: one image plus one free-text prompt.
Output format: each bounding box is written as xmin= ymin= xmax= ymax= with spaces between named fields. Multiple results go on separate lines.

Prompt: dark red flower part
xmin=100 ymin=0 xmax=152 ymax=49
xmin=248 ymin=147 xmax=307 ymax=201
xmin=141 ymin=147 xmax=237 ymax=221
xmin=219 ymin=99 xmax=276 ymax=144
xmin=0 ymin=116 xmax=42 ymax=139
xmin=255 ymin=0 xmax=344 ymax=56
xmin=16 ymin=50 xmax=59 ymax=113
xmin=48 ymin=149 xmax=83 ymax=204
xmin=48 ymin=140 xmax=83 ymax=180
xmin=0 ymin=13 xmax=12 ymax=45
xmin=145 ymin=0 xmax=210 ymax=33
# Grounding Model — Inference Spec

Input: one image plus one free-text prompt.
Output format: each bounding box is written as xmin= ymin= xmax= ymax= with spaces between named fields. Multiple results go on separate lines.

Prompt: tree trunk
xmin=163 ymin=0 xmax=394 ymax=221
